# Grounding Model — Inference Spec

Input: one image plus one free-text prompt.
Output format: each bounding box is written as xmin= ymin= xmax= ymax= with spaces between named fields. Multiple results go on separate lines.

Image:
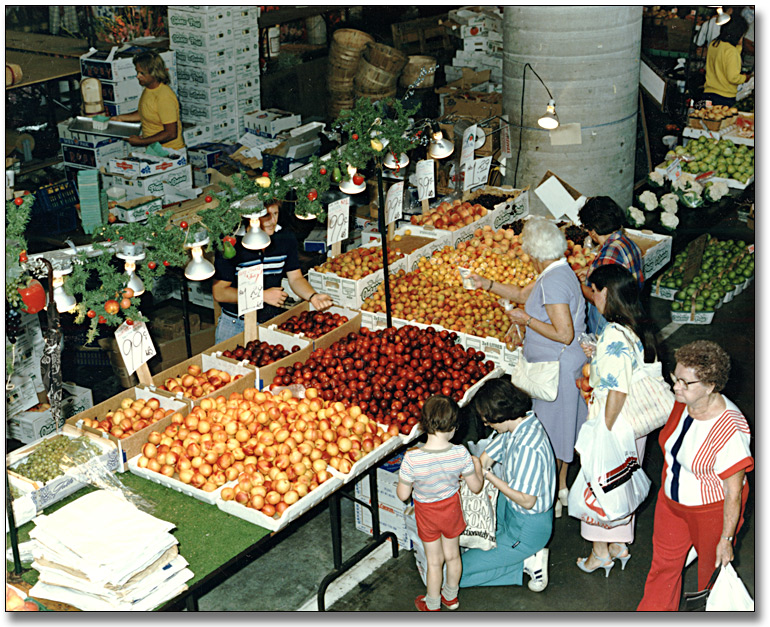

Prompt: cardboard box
xmin=80 ymin=47 xmax=175 ymax=82
xmin=182 ymin=122 xmax=213 ymax=146
xmin=231 ymin=6 xmax=259 ymax=27
xmin=103 ymin=99 xmax=141 ymax=118
xmin=149 ymin=351 xmax=255 ymax=405
xmin=181 ymin=100 xmax=236 ymax=125
xmin=168 ymin=26 xmax=234 ymax=51
xmin=307 ymin=244 xmax=409 ymax=310
xmin=178 ymin=82 xmax=236 ymax=108
xmin=100 ymin=78 xmax=144 ymax=104
xmin=243 ymin=108 xmax=303 ymax=138
xmin=177 ymin=63 xmax=235 ymax=89
xmin=261 ymin=302 xmax=362 ymax=353
xmin=167 ymin=7 xmax=233 ymax=31
xmin=187 ymin=142 xmax=227 ymax=169
xmin=206 ymin=326 xmax=312 ymax=390
xmin=107 ymin=151 xmax=188 ymax=178
xmin=113 ymin=195 xmax=163 ymax=223
xmin=626 ymin=228 xmax=673 ymax=279
xmin=66 ymin=386 xmax=191 ymax=471
xmin=210 ymin=116 xmax=239 ymax=142
xmin=61 ymin=140 xmax=127 ymax=170
xmin=58 ymin=119 xmax=123 ymax=149
xmin=354 ymin=453 xmax=408 ymax=511
xmin=535 ymin=170 xmax=588 ymax=223
xmin=441 ymin=89 xmax=502 ymax=119
xmin=363 ymin=225 xmax=452 ymax=273
xmin=355 ymin=502 xmax=413 ymax=551
xmin=148 ymin=305 xmax=201 ymax=341
xmin=6 ymin=426 xmax=120 ymax=510
xmin=8 ymin=384 xmax=93 ymax=444
xmin=175 ymin=46 xmax=234 ymax=70
xmin=100 ymin=165 xmax=194 ymax=201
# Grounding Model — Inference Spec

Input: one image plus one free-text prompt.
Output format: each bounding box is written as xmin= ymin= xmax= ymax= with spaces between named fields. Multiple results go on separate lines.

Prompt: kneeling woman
xmin=460 ymin=378 xmax=556 ymax=592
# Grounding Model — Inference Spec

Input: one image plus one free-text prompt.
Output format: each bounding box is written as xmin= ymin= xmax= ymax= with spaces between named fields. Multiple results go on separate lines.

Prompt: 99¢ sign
xmin=415 ymin=160 xmax=435 ymax=201
xmin=327 ymin=197 xmax=350 ymax=246
xmin=238 ymin=264 xmax=264 ymax=316
xmin=114 ymin=320 xmax=156 ymax=375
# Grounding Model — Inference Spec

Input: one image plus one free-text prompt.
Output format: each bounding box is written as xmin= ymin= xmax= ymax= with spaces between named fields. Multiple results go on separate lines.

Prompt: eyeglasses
xmin=669 ymin=373 xmax=702 ymax=390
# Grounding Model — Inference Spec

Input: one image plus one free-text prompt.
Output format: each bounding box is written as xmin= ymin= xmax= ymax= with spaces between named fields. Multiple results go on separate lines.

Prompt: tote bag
xmin=510 ymin=281 xmax=566 ymax=402
xmin=570 ymin=406 xmax=651 ymax=524
xmin=616 ymin=325 xmax=676 ymax=438
xmin=459 ymin=478 xmax=498 ymax=550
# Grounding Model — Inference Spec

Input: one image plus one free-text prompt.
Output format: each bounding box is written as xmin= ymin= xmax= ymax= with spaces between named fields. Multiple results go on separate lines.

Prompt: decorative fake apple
xmin=18 ymin=279 xmax=46 ymax=314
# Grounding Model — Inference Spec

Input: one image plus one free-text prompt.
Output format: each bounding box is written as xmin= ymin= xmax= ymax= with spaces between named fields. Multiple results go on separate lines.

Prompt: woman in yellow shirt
xmin=111 ymin=51 xmax=185 ymax=151
xmin=702 ymin=15 xmax=751 ymax=107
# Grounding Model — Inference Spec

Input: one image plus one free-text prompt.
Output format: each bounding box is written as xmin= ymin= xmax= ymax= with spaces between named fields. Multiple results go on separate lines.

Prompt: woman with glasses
xmin=637 ymin=340 xmax=753 ymax=611
xmin=575 ymin=264 xmax=661 ymax=576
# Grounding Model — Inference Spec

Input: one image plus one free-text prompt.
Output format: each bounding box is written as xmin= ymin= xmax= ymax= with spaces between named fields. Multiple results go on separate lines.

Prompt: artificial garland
xmin=5 ymin=194 xmax=35 ymax=309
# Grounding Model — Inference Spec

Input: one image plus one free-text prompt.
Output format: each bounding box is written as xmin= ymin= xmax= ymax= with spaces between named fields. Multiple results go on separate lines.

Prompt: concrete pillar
xmin=502 ymin=6 xmax=643 ymax=217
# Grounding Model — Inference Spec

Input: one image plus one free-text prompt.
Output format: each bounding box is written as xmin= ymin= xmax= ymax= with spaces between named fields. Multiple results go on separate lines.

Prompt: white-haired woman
xmin=472 ymin=217 xmax=587 ymax=518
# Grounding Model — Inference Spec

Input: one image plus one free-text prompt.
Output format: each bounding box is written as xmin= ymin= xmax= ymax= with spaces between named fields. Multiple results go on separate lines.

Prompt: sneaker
xmin=523 ymin=548 xmax=549 ymax=592
xmin=441 ymin=595 xmax=459 ymax=610
xmin=414 ymin=595 xmax=440 ymax=611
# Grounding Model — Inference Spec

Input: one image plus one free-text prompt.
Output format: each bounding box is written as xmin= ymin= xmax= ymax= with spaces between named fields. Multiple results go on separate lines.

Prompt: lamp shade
xmin=339 ymin=164 xmax=366 ymax=194
xmin=428 ymin=125 xmax=454 ymax=159
xmin=242 ymin=217 xmax=271 ymax=250
xmin=126 ymin=271 xmax=145 ymax=296
xmin=715 ymin=7 xmax=730 ymax=26
xmin=538 ymin=100 xmax=559 ymax=130
xmin=184 ymin=246 xmax=216 ymax=281
xmin=383 ymin=151 xmax=410 ymax=169
xmin=52 ymin=280 xmax=77 ymax=314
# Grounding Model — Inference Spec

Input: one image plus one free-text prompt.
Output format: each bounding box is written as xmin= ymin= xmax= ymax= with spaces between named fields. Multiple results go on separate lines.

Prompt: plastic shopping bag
xmin=572 ymin=408 xmax=651 ymax=523
xmin=706 ymin=564 xmax=754 ymax=611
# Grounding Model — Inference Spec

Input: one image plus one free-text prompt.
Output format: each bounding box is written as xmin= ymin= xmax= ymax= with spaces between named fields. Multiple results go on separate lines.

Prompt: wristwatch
xmin=721 ymin=535 xmax=734 ymax=541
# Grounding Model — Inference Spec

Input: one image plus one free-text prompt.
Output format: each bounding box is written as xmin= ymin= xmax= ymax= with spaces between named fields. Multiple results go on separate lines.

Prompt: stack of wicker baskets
xmin=354 ymin=42 xmax=408 ymax=102
xmin=327 ymin=28 xmax=375 ymax=120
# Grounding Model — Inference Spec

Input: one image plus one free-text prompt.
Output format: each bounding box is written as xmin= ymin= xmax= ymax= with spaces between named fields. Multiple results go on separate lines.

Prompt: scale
xmin=68 ymin=116 xmax=141 ymax=140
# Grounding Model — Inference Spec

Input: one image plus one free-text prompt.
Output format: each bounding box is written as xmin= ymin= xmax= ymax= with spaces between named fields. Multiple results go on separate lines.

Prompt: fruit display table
xmin=6 ymin=443 xmax=408 ymax=611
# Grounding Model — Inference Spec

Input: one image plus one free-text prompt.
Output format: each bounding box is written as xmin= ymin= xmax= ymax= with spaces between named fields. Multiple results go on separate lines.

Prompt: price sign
xmin=415 ymin=160 xmax=435 ymax=201
xmin=237 ymin=263 xmax=264 ymax=316
xmin=461 ymin=124 xmax=477 ymax=170
xmin=385 ymin=181 xmax=404 ymax=225
xmin=115 ymin=320 xmax=156 ymax=376
xmin=665 ymin=157 xmax=683 ymax=182
xmin=471 ymin=156 xmax=492 ymax=188
xmin=327 ymin=197 xmax=350 ymax=246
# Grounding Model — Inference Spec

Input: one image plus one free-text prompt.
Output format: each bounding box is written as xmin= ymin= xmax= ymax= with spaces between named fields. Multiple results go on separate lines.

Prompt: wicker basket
xmin=328 ymin=28 xmax=374 ymax=72
xmin=354 ymin=85 xmax=398 ymax=102
xmin=364 ymin=42 xmax=408 ymax=75
xmin=355 ymin=56 xmax=400 ymax=93
xmin=400 ymin=55 xmax=437 ymax=88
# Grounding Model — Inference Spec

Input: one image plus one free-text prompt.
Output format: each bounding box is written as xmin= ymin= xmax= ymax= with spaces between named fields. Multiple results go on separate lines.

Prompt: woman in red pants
xmin=637 ymin=340 xmax=753 ymax=611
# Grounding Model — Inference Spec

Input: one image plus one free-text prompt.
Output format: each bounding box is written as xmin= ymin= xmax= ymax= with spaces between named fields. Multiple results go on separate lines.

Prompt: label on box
xmin=327 ymin=197 xmax=350 ymax=247
xmin=666 ymin=158 xmax=683 ymax=182
xmin=415 ymin=160 xmax=435 ymax=201
xmin=114 ymin=320 xmax=156 ymax=375
xmin=237 ymin=264 xmax=264 ymax=315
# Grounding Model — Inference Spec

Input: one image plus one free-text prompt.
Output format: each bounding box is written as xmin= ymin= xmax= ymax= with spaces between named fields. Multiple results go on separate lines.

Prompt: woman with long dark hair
xmin=702 ymin=14 xmax=751 ymax=107
xmin=575 ymin=264 xmax=659 ymax=576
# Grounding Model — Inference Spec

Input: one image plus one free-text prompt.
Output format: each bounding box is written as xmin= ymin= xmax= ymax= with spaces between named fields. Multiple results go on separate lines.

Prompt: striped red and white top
xmin=660 ymin=397 xmax=753 ymax=506
xmin=398 ymin=444 xmax=476 ymax=504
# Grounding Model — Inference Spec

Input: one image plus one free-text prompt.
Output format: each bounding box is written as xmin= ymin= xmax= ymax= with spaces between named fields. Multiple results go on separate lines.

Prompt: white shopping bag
xmin=706 ymin=564 xmax=754 ymax=611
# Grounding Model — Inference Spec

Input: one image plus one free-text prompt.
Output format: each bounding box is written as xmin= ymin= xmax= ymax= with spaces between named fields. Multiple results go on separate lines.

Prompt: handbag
xmin=679 ymin=566 xmax=721 ymax=611
xmin=570 ymin=406 xmax=651 ymax=524
xmin=510 ymin=281 xmax=567 ymax=402
xmin=459 ymin=476 xmax=498 ymax=551
xmin=615 ymin=325 xmax=676 ymax=438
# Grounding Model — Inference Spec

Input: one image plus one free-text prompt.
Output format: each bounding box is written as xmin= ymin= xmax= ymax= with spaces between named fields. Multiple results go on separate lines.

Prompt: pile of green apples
xmin=665 ymin=136 xmax=754 ymax=184
xmin=663 ymin=238 xmax=754 ymax=313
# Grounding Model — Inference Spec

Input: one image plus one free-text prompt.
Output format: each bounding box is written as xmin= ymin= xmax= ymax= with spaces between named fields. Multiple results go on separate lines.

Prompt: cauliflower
xmin=639 ymin=190 xmax=659 ymax=212
xmin=704 ymin=180 xmax=730 ymax=203
xmin=672 ymin=174 xmax=703 ymax=196
xmin=661 ymin=212 xmax=680 ymax=230
xmin=648 ymin=171 xmax=665 ymax=187
xmin=627 ymin=206 xmax=645 ymax=227
xmin=660 ymin=193 xmax=679 ymax=214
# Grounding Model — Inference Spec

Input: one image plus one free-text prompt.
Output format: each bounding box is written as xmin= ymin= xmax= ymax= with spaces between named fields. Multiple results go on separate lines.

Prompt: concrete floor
xmin=195 ymin=230 xmax=756 ymax=612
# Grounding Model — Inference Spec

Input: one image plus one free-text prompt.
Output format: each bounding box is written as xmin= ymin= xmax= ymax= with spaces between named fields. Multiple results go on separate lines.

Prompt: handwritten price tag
xmin=385 ymin=181 xmax=404 ymax=225
xmin=327 ymin=197 xmax=350 ymax=246
xmin=238 ymin=264 xmax=264 ymax=316
xmin=115 ymin=320 xmax=156 ymax=376
xmin=415 ymin=160 xmax=435 ymax=201
xmin=472 ymin=156 xmax=492 ymax=187
xmin=665 ymin=157 xmax=683 ymax=182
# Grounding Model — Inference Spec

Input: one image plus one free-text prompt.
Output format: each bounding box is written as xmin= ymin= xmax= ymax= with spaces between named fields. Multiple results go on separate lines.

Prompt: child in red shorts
xmin=397 ymin=395 xmax=483 ymax=611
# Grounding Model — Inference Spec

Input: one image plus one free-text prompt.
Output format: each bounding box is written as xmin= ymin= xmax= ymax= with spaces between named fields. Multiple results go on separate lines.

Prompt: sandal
xmin=576 ymin=550 xmax=614 ymax=578
xmin=609 ymin=542 xmax=631 ymax=570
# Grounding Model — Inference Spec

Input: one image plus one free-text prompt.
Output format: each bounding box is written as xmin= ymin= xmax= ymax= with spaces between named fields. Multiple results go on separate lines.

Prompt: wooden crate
xmin=391 ymin=15 xmax=451 ymax=56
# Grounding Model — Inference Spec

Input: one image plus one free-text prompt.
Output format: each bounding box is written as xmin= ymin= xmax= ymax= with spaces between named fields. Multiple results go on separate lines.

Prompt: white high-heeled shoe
xmin=576 ymin=550 xmax=615 ymax=578
xmin=609 ymin=542 xmax=631 ymax=570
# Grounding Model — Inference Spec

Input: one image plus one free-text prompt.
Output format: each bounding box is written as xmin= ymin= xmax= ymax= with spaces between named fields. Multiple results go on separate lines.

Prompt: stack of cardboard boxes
xmin=442 ymin=6 xmax=504 ymax=84
xmin=169 ymin=5 xmax=261 ymax=150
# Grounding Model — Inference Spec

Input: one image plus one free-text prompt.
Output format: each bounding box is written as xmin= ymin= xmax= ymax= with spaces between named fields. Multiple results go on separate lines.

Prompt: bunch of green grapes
xmin=13 ymin=436 xmax=103 ymax=483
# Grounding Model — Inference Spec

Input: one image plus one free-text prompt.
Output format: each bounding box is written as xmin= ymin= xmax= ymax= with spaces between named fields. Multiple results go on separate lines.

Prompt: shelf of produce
xmin=683 ymin=125 xmax=754 ymax=147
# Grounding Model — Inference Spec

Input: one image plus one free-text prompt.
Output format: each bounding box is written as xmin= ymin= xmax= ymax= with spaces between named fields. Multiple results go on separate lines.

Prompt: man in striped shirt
xmin=459 ymin=379 xmax=557 ymax=593
xmin=212 ymin=200 xmax=333 ymax=342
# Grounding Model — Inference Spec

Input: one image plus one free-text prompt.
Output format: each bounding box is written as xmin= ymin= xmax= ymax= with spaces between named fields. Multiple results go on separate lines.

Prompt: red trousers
xmin=637 ymin=485 xmax=748 ymax=611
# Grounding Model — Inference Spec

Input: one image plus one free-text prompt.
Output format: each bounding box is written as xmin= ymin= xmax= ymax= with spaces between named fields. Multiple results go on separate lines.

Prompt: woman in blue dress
xmin=472 ymin=217 xmax=587 ymax=517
